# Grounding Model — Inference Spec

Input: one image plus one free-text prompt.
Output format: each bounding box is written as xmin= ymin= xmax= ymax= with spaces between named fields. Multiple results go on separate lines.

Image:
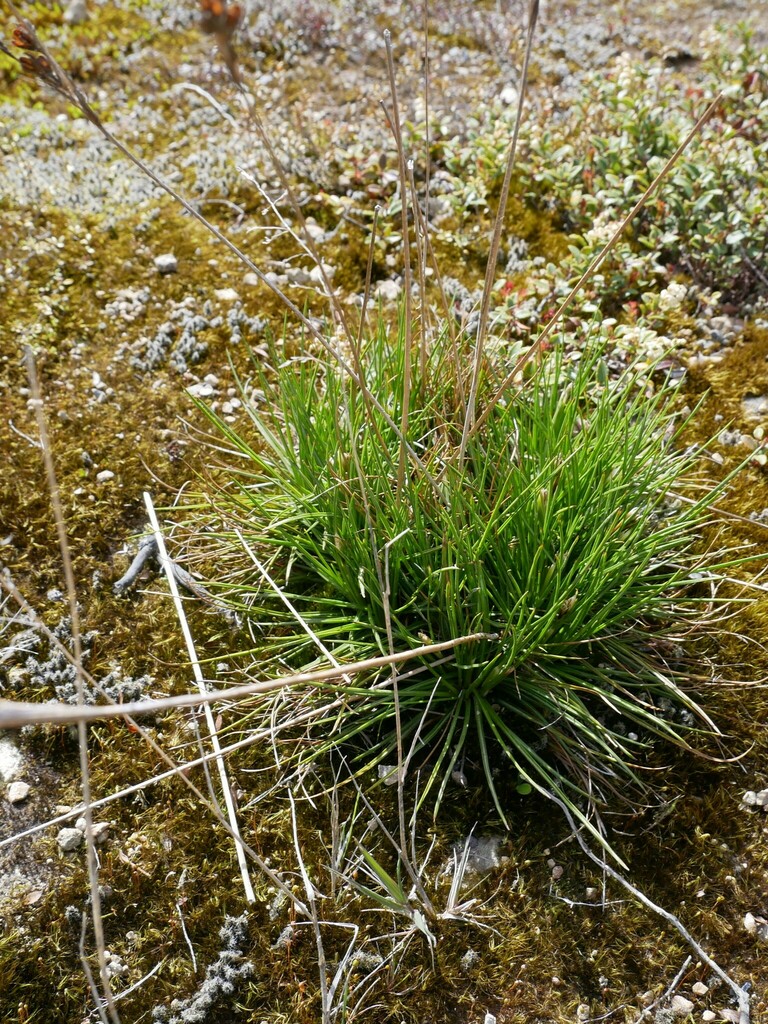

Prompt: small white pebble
xmin=96 ymin=470 xmax=114 ymax=483
xmin=551 ymin=864 xmax=564 ymax=880
xmin=7 ymin=781 xmax=30 ymax=804
xmin=754 ymin=425 xmax=765 ymax=440
xmin=214 ymin=287 xmax=240 ymax=302
xmin=671 ymin=995 xmax=694 ymax=1016
xmin=57 ymin=827 xmax=84 ymax=852
xmin=154 ymin=253 xmax=178 ymax=275
xmin=692 ymin=982 xmax=709 ymax=997
xmin=187 ymin=383 xmax=215 ymax=399
xmin=744 ymin=911 xmax=757 ymax=934
xmin=701 ymin=1013 xmax=716 ymax=1023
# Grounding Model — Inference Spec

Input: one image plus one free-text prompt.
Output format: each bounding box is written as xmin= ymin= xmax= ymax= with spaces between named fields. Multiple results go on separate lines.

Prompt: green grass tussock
xmin=191 ymin=322 xmax=736 ymax=842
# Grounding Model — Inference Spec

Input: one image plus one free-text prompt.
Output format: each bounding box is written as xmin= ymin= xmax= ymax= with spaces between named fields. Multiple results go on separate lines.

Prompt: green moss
xmin=2 ymin=9 xmax=768 ymax=1024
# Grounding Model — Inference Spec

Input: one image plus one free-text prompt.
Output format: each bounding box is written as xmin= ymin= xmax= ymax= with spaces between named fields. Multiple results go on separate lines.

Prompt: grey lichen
xmin=151 ymin=914 xmax=254 ymax=1024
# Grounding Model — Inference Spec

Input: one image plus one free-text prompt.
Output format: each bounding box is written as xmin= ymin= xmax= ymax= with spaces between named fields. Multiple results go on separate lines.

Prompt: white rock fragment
xmin=285 ymin=266 xmax=313 ymax=286
xmin=0 ymin=736 xmax=24 ymax=782
xmin=309 ymin=262 xmax=335 ymax=285
xmin=187 ymin=382 xmax=216 ymax=399
xmin=96 ymin=470 xmax=114 ymax=483
xmin=242 ymin=272 xmax=260 ymax=287
xmin=551 ymin=864 xmax=564 ymax=880
xmin=214 ymin=287 xmax=240 ymax=302
xmin=154 ymin=253 xmax=178 ymax=275
xmin=7 ymin=781 xmax=30 ymax=804
xmin=692 ymin=981 xmax=709 ymax=997
xmin=499 ymin=84 xmax=518 ymax=106
xmin=57 ymin=827 xmax=84 ymax=852
xmin=743 ymin=912 xmax=757 ymax=934
xmin=303 ymin=217 xmax=325 ymax=242
xmin=374 ymin=278 xmax=401 ymax=302
xmin=741 ymin=786 xmax=768 ymax=809
xmin=483 ymin=1014 xmax=497 ymax=1024
xmin=63 ymin=0 xmax=88 ymax=24
xmin=701 ymin=1013 xmax=716 ymax=1023
xmin=670 ymin=995 xmax=695 ymax=1016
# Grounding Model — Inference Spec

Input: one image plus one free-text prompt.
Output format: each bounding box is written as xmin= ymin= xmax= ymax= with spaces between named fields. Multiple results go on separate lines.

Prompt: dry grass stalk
xmin=24 ymin=347 xmax=120 ymax=1024
xmin=459 ymin=0 xmax=540 ymax=463
xmin=143 ymin=492 xmax=256 ymax=904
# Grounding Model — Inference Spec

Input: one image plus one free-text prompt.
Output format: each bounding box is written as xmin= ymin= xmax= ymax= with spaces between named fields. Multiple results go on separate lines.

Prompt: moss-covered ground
xmin=2 ymin=1 xmax=768 ymax=1022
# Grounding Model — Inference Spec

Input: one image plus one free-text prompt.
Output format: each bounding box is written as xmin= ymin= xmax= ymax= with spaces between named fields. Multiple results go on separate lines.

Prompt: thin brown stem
xmin=459 ymin=0 xmax=539 ymax=463
xmin=25 ymin=349 xmax=120 ymax=1024
xmin=384 ymin=30 xmax=413 ymax=492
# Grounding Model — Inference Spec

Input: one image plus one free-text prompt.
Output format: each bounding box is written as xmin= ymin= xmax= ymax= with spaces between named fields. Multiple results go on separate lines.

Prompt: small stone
xmin=0 ymin=737 xmax=24 ymax=782
xmin=483 ymin=1014 xmax=497 ymax=1024
xmin=701 ymin=1013 xmax=716 ymax=1023
xmin=95 ymin=470 xmax=114 ymax=483
xmin=551 ymin=864 xmax=564 ymax=880
xmin=499 ymin=84 xmax=518 ymax=106
xmin=242 ymin=272 xmax=260 ymax=286
xmin=214 ymin=287 xmax=240 ymax=302
xmin=692 ymin=982 xmax=708 ymax=997
xmin=63 ymin=0 xmax=88 ymax=24
xmin=744 ymin=912 xmax=756 ymax=934
xmin=671 ymin=995 xmax=695 ymax=1016
xmin=154 ymin=253 xmax=178 ymax=275
xmin=303 ymin=217 xmax=325 ymax=242
xmin=585 ymin=887 xmax=599 ymax=900
xmin=719 ymin=1011 xmax=740 ymax=1023
xmin=7 ymin=781 xmax=30 ymax=804
xmin=374 ymin=278 xmax=401 ymax=302
xmin=285 ymin=266 xmax=312 ymax=286
xmin=57 ymin=828 xmax=84 ymax=852
xmin=576 ymin=1004 xmax=590 ymax=1023
xmin=91 ymin=822 xmax=111 ymax=843
xmin=187 ymin=382 xmax=215 ymax=399
xmin=309 ymin=262 xmax=335 ymax=284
